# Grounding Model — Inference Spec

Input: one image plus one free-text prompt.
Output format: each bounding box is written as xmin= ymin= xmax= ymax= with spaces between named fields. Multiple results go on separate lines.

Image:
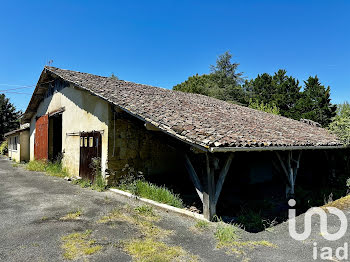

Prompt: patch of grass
xmin=134 ymin=205 xmax=156 ymax=217
xmin=123 ymin=238 xmax=198 ymax=262
xmin=215 ymin=222 xmax=240 ymax=246
xmin=71 ymin=176 xmax=106 ymax=192
xmin=12 ymin=163 xmax=19 ymax=167
xmin=60 ymin=210 xmax=82 ymax=221
xmin=26 ymin=160 xmax=69 ymax=178
xmin=61 ymin=230 xmax=102 ymax=260
xmin=98 ymin=207 xmax=170 ymax=239
xmin=26 ymin=160 xmax=47 ymax=172
xmin=72 ymin=179 xmax=91 ymax=188
xmin=118 ymin=180 xmax=183 ymax=208
xmin=214 ymin=221 xmax=276 ymax=260
xmin=322 ymin=194 xmax=350 ymax=210
xmin=41 ymin=216 xmax=49 ymax=221
xmin=194 ymin=220 xmax=210 ymax=230
xmin=97 ymin=208 xmax=123 ymax=223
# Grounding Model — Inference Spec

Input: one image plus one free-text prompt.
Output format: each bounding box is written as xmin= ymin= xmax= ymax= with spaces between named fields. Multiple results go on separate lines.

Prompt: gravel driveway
xmin=0 ymin=156 xmax=349 ymax=262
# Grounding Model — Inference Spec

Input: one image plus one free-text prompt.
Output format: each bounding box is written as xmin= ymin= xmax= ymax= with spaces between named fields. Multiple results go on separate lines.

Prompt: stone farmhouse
xmin=5 ymin=66 xmax=345 ymax=220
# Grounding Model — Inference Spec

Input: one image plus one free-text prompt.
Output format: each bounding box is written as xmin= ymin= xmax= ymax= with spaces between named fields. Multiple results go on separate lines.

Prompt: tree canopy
xmin=0 ymin=94 xmax=21 ymax=140
xmin=173 ymin=51 xmax=338 ymax=127
xmin=329 ymin=102 xmax=350 ymax=145
xmin=174 ymin=51 xmax=246 ymax=104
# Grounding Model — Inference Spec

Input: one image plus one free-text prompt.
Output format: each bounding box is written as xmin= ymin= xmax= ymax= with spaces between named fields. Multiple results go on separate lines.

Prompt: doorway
xmin=79 ymin=131 xmax=102 ymax=182
xmin=48 ymin=114 xmax=62 ymax=161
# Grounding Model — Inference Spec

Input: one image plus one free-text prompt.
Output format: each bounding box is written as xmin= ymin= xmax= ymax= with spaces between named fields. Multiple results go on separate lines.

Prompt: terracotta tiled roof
xmin=24 ymin=66 xmax=342 ymax=150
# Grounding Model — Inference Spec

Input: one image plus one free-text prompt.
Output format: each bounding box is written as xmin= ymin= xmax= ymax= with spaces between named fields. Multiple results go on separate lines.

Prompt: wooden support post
xmin=214 ymin=153 xmax=234 ymax=205
xmin=184 ymin=154 xmax=203 ymax=203
xmin=276 ymin=151 xmax=302 ymax=199
xmin=203 ymin=153 xmax=216 ymax=220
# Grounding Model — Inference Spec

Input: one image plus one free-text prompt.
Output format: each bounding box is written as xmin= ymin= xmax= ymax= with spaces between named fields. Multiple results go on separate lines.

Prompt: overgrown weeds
xmin=26 ymin=160 xmax=68 ymax=178
xmin=194 ymin=220 xmax=210 ymax=230
xmin=114 ymin=164 xmax=184 ymax=208
xmin=61 ymin=230 xmax=102 ymax=260
xmin=215 ymin=222 xmax=240 ymax=246
xmin=71 ymin=157 xmax=107 ymax=191
xmin=118 ymin=180 xmax=183 ymax=208
xmin=214 ymin=219 xmax=276 ymax=259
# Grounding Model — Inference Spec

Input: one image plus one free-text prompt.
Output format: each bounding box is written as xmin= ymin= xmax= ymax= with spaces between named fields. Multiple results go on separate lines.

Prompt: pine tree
xmin=299 ymin=76 xmax=337 ymax=127
xmin=0 ymin=94 xmax=21 ymax=140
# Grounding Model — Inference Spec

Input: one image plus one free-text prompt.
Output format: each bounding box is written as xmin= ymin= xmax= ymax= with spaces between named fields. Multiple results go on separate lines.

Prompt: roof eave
xmin=209 ymin=145 xmax=347 ymax=153
xmin=4 ymin=127 xmax=29 ymax=138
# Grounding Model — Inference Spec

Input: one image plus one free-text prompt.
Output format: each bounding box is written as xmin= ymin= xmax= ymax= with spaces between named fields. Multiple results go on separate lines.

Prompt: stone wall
xmin=107 ymin=110 xmax=182 ymax=184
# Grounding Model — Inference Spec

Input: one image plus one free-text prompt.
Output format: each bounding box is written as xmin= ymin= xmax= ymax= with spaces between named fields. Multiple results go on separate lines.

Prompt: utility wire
xmin=0 ymin=86 xmax=35 ymax=92
xmin=0 ymin=91 xmax=32 ymax=95
xmin=0 ymin=84 xmax=34 ymax=87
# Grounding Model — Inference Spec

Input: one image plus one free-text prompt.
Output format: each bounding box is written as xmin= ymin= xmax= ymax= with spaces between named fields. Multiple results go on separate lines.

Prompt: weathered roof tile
xmin=23 ymin=67 xmax=342 ymax=149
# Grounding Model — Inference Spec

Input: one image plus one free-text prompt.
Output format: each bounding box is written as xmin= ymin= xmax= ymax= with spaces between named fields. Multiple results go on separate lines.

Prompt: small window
xmin=84 ymin=137 xmax=88 ymax=147
xmin=89 ymin=137 xmax=93 ymax=147
xmin=10 ymin=136 xmax=18 ymax=151
xmin=80 ymin=137 xmax=83 ymax=147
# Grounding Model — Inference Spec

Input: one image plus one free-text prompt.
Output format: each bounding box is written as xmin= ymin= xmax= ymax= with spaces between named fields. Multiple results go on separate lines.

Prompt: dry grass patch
xmin=61 ymin=230 xmax=102 ymax=260
xmin=123 ymin=238 xmax=198 ymax=262
xmin=322 ymin=195 xmax=350 ymax=211
xmin=60 ymin=210 xmax=82 ymax=221
xmin=98 ymin=207 xmax=171 ymax=239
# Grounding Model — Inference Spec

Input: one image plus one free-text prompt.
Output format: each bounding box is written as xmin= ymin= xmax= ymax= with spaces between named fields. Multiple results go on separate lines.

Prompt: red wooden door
xmin=34 ymin=114 xmax=49 ymax=160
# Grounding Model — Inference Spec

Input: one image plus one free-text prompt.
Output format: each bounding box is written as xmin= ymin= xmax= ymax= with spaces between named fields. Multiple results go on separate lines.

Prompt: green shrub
xmin=0 ymin=141 xmax=8 ymax=155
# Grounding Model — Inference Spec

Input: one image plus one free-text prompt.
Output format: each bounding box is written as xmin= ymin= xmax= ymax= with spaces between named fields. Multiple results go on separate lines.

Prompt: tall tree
xmin=298 ymin=76 xmax=337 ymax=127
xmin=272 ymin=70 xmax=301 ymax=119
xmin=173 ymin=51 xmax=246 ymax=104
xmin=243 ymin=70 xmax=301 ymax=119
xmin=329 ymin=102 xmax=350 ymax=145
xmin=0 ymin=94 xmax=21 ymax=140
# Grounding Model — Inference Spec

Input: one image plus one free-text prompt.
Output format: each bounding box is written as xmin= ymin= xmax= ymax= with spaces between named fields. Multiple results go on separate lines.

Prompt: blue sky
xmin=1 ymin=0 xmax=349 ymax=111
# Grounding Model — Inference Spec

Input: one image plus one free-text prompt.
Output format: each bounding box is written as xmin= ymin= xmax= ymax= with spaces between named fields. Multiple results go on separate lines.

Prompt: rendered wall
xmin=20 ymin=130 xmax=30 ymax=162
xmin=7 ymin=135 xmax=20 ymax=162
xmin=29 ymin=85 xmax=110 ymax=177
